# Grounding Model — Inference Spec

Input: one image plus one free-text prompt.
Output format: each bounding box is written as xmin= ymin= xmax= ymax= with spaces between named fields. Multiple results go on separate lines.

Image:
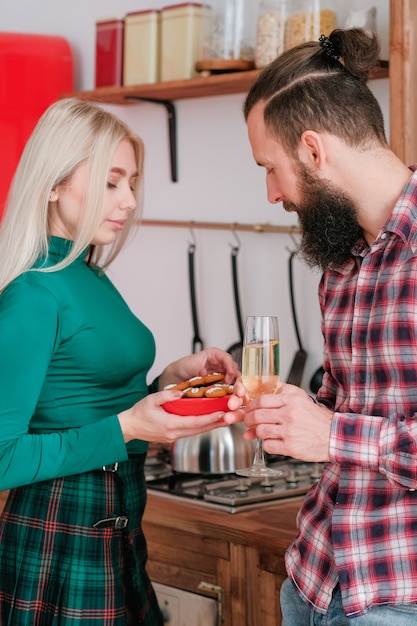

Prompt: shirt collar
xmin=47 ymin=236 xmax=74 ymax=260
xmin=34 ymin=236 xmax=89 ymax=268
xmin=380 ymin=165 xmax=417 ymax=249
xmin=334 ymin=165 xmax=417 ymax=275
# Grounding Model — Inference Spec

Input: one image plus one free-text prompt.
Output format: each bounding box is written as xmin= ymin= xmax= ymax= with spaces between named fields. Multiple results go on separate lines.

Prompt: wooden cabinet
xmin=142 ymin=494 xmax=302 ymax=626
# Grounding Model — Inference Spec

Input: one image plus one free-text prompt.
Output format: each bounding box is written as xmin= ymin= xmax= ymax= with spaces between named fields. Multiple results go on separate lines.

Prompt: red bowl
xmin=162 ymin=396 xmax=230 ymax=416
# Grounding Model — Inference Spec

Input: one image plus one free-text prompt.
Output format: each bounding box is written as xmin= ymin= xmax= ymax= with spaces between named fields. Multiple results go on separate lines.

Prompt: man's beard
xmin=284 ymin=164 xmax=362 ymax=272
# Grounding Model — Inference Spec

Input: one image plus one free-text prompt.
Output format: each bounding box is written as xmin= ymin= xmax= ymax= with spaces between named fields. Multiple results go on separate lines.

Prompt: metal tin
xmin=161 ymin=2 xmax=211 ymax=81
xmin=124 ymin=9 xmax=160 ymax=85
xmin=95 ymin=18 xmax=124 ymax=87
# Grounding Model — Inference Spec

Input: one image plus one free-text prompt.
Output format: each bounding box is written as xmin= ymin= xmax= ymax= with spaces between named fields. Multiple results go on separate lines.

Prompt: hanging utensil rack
xmin=140 ymin=219 xmax=299 ymax=235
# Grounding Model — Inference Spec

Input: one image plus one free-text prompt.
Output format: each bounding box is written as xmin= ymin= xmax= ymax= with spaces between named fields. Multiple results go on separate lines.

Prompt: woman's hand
xmin=224 ymin=383 xmax=333 ymax=463
xmin=157 ymin=347 xmax=240 ymax=391
xmin=118 ymin=388 xmax=227 ymax=444
xmin=118 ymin=348 xmax=242 ymax=445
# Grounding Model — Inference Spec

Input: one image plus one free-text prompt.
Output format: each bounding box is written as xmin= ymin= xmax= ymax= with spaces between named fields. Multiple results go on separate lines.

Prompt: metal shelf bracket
xmin=128 ymin=96 xmax=177 ymax=182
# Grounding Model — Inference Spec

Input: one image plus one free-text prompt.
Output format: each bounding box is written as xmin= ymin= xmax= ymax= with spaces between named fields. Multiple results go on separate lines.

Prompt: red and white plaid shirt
xmin=286 ymin=166 xmax=417 ymax=617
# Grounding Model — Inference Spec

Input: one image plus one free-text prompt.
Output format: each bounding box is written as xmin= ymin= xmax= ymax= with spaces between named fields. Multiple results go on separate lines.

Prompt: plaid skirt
xmin=0 ymin=455 xmax=163 ymax=626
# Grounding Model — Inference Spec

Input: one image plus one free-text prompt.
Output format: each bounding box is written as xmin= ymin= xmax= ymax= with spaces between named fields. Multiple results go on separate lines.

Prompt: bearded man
xmin=225 ymin=28 xmax=417 ymax=626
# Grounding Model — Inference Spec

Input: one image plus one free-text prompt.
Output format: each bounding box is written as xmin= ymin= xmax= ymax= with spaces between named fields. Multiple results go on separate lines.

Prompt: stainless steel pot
xmin=171 ymin=423 xmax=256 ymax=474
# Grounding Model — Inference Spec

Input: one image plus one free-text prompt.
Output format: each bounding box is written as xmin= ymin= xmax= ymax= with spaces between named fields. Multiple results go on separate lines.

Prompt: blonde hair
xmin=0 ymin=98 xmax=144 ymax=293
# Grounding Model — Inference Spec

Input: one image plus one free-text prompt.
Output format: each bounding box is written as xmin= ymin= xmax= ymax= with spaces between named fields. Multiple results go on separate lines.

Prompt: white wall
xmin=2 ymin=1 xmax=390 ymax=386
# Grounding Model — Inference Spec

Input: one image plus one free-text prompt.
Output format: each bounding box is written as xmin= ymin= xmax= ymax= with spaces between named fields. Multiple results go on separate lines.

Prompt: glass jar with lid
xmin=255 ymin=0 xmax=314 ymax=68
xmin=254 ymin=0 xmax=338 ymax=69
xmin=199 ymin=0 xmax=259 ymax=72
xmin=314 ymin=0 xmax=337 ymax=37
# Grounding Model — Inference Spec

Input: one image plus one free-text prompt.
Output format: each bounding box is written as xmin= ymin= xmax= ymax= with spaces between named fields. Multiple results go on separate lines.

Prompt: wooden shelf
xmin=65 ymin=63 xmax=389 ymax=106
xmin=63 ymin=60 xmax=389 ymax=183
xmin=65 ymin=70 xmax=260 ymax=104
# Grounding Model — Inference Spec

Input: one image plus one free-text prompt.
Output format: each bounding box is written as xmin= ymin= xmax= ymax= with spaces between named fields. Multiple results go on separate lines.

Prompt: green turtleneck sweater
xmin=0 ymin=237 xmax=155 ymax=490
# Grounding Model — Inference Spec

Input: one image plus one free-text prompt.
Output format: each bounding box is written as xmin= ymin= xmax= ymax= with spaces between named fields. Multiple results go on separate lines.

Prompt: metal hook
xmin=188 ymin=223 xmax=196 ymax=251
xmin=229 ymin=223 xmax=241 ymax=253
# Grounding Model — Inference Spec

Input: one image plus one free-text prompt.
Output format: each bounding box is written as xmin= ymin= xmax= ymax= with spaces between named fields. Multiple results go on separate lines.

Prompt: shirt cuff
xmin=329 ymin=411 xmax=382 ymax=471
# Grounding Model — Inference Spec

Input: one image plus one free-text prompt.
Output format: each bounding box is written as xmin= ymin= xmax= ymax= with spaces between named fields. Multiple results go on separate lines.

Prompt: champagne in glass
xmin=236 ymin=316 xmax=282 ymax=478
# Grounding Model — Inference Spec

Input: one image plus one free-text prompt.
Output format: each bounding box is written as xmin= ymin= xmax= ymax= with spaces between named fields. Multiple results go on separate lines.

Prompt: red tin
xmin=95 ymin=18 xmax=124 ymax=88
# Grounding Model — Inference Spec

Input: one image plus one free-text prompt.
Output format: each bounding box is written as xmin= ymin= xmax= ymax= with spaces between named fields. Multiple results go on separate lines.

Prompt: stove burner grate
xmin=146 ymin=460 xmax=324 ymax=512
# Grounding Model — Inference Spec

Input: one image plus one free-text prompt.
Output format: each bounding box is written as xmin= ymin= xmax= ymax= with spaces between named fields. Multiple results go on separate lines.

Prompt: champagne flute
xmin=236 ymin=315 xmax=282 ymax=478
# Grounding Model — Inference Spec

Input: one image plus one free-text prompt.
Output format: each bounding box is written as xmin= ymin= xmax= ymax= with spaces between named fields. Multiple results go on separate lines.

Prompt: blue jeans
xmin=280 ymin=578 xmax=417 ymax=626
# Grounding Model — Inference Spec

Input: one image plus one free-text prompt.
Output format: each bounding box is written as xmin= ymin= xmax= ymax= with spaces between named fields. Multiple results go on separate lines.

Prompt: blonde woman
xmin=0 ymin=98 xmax=238 ymax=625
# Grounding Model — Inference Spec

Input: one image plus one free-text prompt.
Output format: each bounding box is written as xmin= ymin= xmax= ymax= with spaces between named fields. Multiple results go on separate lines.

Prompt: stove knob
xmin=261 ymin=476 xmax=274 ymax=490
xmin=235 ymin=478 xmax=250 ymax=493
xmin=286 ymin=469 xmax=298 ymax=486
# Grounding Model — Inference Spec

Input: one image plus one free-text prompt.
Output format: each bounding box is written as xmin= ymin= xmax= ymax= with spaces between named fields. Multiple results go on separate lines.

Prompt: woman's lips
xmin=108 ymin=219 xmax=126 ymax=230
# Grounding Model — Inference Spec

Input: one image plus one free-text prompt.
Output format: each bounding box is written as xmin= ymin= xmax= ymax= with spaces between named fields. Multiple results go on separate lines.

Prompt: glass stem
xmin=252 ymin=438 xmax=267 ymax=467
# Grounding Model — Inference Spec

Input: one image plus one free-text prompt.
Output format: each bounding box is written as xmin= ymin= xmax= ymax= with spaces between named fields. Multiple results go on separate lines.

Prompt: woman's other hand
xmin=158 ymin=347 xmax=239 ymax=390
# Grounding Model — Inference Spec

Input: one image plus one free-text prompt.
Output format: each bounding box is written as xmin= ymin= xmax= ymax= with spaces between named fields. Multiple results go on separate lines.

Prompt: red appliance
xmin=0 ymin=32 xmax=74 ymax=219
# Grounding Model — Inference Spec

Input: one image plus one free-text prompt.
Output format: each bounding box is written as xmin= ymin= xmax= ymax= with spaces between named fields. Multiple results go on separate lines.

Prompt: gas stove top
xmin=145 ymin=452 xmax=323 ymax=514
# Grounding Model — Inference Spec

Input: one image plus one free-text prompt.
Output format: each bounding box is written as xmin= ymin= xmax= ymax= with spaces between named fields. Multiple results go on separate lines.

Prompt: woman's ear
xmin=49 ymin=190 xmax=59 ymax=202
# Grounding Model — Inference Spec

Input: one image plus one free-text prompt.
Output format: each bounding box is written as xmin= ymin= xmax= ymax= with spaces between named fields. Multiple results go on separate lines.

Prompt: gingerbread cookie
xmin=167 ymin=380 xmax=193 ymax=391
xmin=183 ymin=387 xmax=206 ymax=398
xmin=164 ymin=374 xmax=233 ymax=398
xmin=202 ymin=373 xmax=225 ymax=385
xmin=165 ymin=373 xmax=225 ymax=391
xmin=186 ymin=373 xmax=224 ymax=387
xmin=204 ymin=384 xmax=234 ymax=398
xmin=186 ymin=376 xmax=207 ymax=388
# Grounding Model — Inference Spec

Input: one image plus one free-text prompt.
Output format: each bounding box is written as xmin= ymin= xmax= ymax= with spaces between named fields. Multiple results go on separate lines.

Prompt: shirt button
xmin=380 ymin=232 xmax=387 ymax=240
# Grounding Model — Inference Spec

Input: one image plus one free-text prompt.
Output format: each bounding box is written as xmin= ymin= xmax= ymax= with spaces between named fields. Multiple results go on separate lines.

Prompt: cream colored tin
xmin=123 ymin=9 xmax=160 ymax=85
xmin=161 ymin=3 xmax=211 ymax=81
